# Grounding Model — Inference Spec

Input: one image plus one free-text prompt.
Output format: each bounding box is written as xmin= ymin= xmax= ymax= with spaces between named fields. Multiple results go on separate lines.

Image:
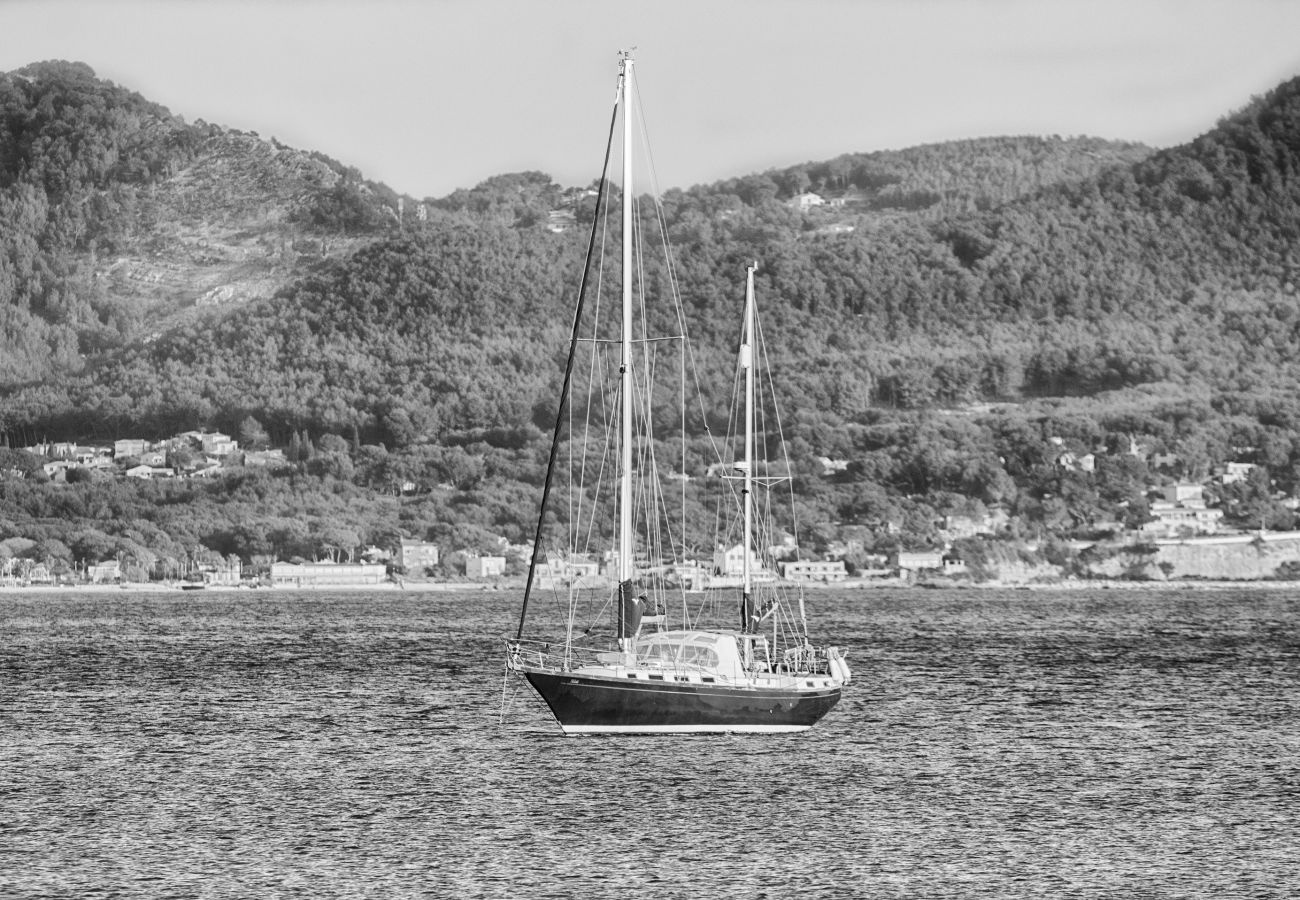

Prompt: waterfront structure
xmin=269 ymin=562 xmax=387 ymax=588
xmin=465 ymin=555 xmax=506 ymax=578
xmin=779 ymin=559 xmax=848 ymax=582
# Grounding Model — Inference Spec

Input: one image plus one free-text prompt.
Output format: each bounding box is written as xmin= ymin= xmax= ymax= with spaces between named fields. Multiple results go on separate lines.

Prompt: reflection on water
xmin=2 ymin=588 xmax=1298 ymax=897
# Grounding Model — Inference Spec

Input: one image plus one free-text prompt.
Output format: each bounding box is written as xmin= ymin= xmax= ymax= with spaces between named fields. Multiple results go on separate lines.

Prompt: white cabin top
xmin=633 ymin=630 xmax=752 ymax=679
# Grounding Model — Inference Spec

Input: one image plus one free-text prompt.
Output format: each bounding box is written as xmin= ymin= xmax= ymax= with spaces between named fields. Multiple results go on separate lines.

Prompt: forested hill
xmin=0 ymin=58 xmax=1163 ymax=446
xmin=3 ymin=63 xmax=1300 ymax=538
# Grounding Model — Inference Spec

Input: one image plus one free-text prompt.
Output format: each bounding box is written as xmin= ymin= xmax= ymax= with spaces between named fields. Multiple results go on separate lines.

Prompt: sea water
xmin=2 ymin=587 xmax=1297 ymax=898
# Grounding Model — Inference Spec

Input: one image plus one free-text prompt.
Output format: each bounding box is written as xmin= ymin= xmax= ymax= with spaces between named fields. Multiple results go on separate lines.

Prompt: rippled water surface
xmin=3 ymin=587 xmax=1299 ymax=898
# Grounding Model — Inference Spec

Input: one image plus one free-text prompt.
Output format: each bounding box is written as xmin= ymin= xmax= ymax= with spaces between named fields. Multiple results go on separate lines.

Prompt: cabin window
xmin=636 ymin=643 xmax=675 ymax=663
xmin=679 ymin=646 xmax=719 ymax=668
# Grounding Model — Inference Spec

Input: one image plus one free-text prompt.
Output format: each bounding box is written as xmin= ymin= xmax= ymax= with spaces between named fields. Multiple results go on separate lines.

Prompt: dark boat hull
xmin=522 ymin=669 xmax=841 ymax=734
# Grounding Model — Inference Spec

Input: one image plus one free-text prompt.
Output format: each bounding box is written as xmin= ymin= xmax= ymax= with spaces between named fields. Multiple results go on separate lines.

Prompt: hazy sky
xmin=4 ymin=0 xmax=1300 ymax=198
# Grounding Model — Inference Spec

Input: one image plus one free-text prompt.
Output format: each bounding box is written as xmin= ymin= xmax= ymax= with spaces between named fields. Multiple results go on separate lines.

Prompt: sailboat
xmin=505 ymin=52 xmax=850 ymax=735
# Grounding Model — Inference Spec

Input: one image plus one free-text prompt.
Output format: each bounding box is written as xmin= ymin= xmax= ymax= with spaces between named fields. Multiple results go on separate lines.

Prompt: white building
xmin=400 ymin=539 xmax=440 ymax=572
xmin=712 ymin=543 xmax=765 ymax=577
xmin=114 ymin=439 xmax=148 ymax=458
xmin=779 ymin=559 xmax=848 ymax=582
xmin=1217 ymin=462 xmax=1257 ymax=485
xmin=87 ymin=560 xmax=121 ymax=583
xmin=200 ymin=432 xmax=238 ymax=456
xmin=270 ymin=562 xmax=387 ymax=588
xmin=896 ymin=550 xmax=945 ymax=572
xmin=125 ymin=465 xmax=174 ymax=479
xmin=465 ymin=555 xmax=506 ymax=578
xmin=788 ymin=192 xmax=825 ymax=211
xmin=1142 ymin=483 xmax=1223 ymax=537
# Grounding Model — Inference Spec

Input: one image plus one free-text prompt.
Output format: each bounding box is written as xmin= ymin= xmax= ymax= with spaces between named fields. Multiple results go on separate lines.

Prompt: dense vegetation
xmin=4 ymin=60 xmax=1300 ymax=573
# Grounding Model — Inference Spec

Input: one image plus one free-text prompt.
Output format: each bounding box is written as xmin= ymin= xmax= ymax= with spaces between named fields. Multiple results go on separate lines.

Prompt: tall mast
xmin=742 ymin=264 xmax=756 ymax=600
xmin=617 ymin=51 xmax=635 ymax=644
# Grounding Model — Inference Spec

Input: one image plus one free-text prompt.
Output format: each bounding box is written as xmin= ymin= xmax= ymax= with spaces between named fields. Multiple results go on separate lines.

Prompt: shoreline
xmin=3 ymin=577 xmax=1300 ymax=595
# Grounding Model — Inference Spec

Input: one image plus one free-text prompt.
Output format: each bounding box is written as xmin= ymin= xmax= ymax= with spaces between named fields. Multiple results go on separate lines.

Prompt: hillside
xmin=4 ymin=62 xmax=1300 ymax=575
xmin=0 ymin=60 xmax=399 ymax=385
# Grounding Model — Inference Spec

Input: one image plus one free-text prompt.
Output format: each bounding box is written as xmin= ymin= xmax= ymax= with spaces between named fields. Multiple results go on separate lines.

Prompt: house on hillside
xmin=1217 ymin=462 xmax=1256 ymax=485
xmin=939 ymin=509 xmax=1009 ymax=541
xmin=244 ymin=449 xmax=290 ymax=469
xmin=200 ymin=432 xmax=238 ymax=456
xmin=1150 ymin=452 xmax=1180 ymax=471
xmin=817 ymin=456 xmax=849 ymax=475
xmin=1142 ymin=483 xmax=1223 ymax=537
xmin=787 ymin=192 xmax=825 ymax=211
xmin=115 ymin=439 xmax=148 ymax=458
xmin=546 ymin=209 xmax=577 ymax=233
xmin=1056 ymin=451 xmax=1096 ymax=473
xmin=825 ymin=188 xmax=868 ymax=208
xmin=126 ymin=465 xmax=174 ymax=479
xmin=42 ymin=460 xmax=76 ymax=482
xmin=75 ymin=447 xmax=112 ymax=466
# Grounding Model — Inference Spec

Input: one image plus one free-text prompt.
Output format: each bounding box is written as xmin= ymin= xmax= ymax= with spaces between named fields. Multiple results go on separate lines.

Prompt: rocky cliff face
xmin=1153 ymin=536 xmax=1300 ymax=581
xmin=997 ymin=535 xmax=1300 ymax=583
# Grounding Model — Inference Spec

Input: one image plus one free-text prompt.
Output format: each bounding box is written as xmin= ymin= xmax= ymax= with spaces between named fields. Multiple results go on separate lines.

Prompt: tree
xmin=239 ymin=416 xmax=270 ymax=451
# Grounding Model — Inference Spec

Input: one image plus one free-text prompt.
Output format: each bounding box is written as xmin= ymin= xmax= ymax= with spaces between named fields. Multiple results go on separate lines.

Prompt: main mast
xmin=741 ymin=264 xmax=756 ymax=625
xmin=617 ymin=51 xmax=636 ymax=647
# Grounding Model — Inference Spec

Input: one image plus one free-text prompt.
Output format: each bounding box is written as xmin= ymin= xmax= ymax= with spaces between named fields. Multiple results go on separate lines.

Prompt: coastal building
xmin=1142 ymin=483 xmax=1223 ymax=538
xmin=713 ymin=543 xmax=764 ymax=577
xmin=465 ymin=555 xmax=506 ymax=578
xmin=203 ymin=560 xmax=242 ymax=587
xmin=939 ymin=509 xmax=1009 ymax=541
xmin=400 ymin=539 xmax=440 ymax=573
xmin=670 ymin=563 xmax=710 ymax=591
xmin=87 ymin=560 xmax=121 ymax=584
xmin=270 ymin=562 xmax=387 ymax=588
xmin=896 ymin=550 xmax=945 ymax=573
xmin=538 ymin=554 xmax=601 ymax=585
xmin=778 ymin=559 xmax=848 ymax=582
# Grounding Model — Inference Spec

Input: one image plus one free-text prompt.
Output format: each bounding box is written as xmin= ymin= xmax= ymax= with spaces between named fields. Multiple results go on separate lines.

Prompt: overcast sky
xmin=4 ymin=0 xmax=1300 ymax=198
